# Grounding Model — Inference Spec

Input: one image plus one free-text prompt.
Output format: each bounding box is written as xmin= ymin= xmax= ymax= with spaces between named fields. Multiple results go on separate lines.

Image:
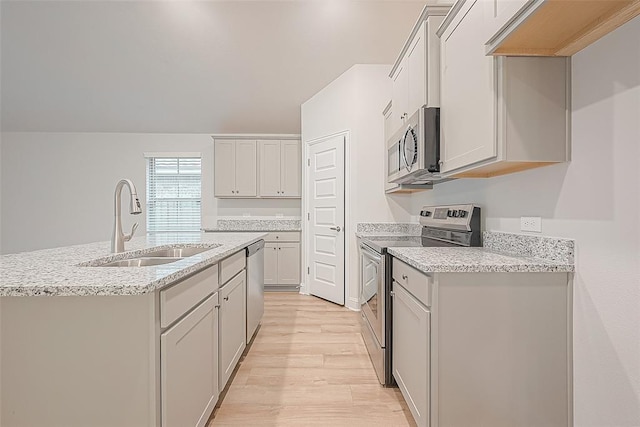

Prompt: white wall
xmin=0 ymin=0 xmax=426 ymax=134
xmin=302 ymin=64 xmax=412 ymax=309
xmin=0 ymin=132 xmax=301 ymax=254
xmin=410 ymin=19 xmax=640 ymax=425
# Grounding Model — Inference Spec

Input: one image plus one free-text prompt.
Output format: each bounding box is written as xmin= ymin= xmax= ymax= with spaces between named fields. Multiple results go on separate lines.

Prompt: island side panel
xmin=1 ymin=293 xmax=160 ymax=427
xmin=433 ymin=272 xmax=571 ymax=427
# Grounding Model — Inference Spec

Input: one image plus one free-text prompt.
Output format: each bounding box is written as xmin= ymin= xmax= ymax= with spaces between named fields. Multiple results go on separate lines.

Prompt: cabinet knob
xmin=402 ymin=274 xmax=408 ymax=280
xmin=215 ymin=304 xmax=221 ymax=309
xmin=390 ymin=291 xmax=395 ymax=297
xmin=278 ymin=247 xmax=281 ymax=250
xmin=231 ymin=190 xmax=235 ymax=194
xmin=224 ymin=296 xmax=229 ymax=301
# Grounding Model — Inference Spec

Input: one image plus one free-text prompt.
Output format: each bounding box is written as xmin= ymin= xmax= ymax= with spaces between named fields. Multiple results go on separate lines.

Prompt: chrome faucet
xmin=111 ymin=179 xmax=142 ymax=253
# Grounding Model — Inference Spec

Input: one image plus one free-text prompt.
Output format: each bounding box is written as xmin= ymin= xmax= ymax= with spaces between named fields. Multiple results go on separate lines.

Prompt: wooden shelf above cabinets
xmin=487 ymin=0 xmax=640 ymax=56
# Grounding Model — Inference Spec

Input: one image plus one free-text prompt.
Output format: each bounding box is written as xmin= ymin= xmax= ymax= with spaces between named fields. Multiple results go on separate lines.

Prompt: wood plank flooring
xmin=208 ymin=292 xmax=416 ymax=426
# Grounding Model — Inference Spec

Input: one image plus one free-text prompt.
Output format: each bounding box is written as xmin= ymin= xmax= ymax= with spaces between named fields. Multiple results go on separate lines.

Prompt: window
xmin=146 ymin=156 xmax=201 ymax=233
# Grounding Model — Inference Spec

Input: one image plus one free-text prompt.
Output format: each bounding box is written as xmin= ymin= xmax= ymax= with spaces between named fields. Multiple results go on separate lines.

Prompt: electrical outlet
xmin=520 ymin=216 xmax=542 ymax=232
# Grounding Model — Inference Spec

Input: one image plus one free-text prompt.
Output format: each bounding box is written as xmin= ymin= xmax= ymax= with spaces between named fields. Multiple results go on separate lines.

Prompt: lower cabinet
xmin=263 ymin=232 xmax=301 ymax=289
xmin=392 ymin=280 xmax=430 ymax=427
xmin=161 ymin=293 xmax=219 ymax=427
xmin=218 ymin=271 xmax=247 ymax=391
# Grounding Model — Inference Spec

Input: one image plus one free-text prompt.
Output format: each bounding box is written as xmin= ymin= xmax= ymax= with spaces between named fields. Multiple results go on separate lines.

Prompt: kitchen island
xmin=0 ymin=232 xmax=266 ymax=427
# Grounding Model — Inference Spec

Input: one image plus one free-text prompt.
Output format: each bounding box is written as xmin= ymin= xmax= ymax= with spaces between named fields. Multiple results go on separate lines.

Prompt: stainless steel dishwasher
xmin=246 ymin=240 xmax=265 ymax=342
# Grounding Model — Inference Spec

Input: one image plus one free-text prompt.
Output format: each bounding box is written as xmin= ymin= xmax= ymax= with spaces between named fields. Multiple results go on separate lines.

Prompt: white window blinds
xmin=146 ymin=157 xmax=201 ymax=233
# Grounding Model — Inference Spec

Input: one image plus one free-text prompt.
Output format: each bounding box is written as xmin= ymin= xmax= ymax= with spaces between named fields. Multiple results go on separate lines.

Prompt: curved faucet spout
xmin=112 ymin=179 xmax=143 ymax=253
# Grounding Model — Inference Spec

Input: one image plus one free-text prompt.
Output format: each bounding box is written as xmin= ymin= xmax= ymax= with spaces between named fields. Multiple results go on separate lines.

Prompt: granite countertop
xmin=388 ymin=247 xmax=575 ymax=273
xmin=203 ymin=219 xmax=301 ymax=232
xmin=0 ymin=232 xmax=266 ymax=297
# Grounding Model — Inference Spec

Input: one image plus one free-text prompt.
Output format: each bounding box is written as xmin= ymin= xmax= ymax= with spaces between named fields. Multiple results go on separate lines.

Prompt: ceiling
xmin=0 ymin=0 xmax=431 ymax=134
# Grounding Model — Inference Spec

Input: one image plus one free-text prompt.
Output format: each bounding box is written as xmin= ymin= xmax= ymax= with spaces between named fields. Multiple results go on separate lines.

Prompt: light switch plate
xmin=520 ymin=217 xmax=542 ymax=232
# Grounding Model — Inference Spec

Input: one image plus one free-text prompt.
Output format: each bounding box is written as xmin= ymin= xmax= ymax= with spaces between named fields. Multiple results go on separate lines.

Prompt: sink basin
xmin=98 ymin=257 xmax=183 ymax=267
xmin=82 ymin=244 xmax=221 ymax=268
xmin=142 ymin=247 xmax=213 ymax=258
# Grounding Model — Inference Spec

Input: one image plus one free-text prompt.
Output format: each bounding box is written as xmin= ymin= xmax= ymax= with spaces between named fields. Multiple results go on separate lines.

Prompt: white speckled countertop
xmin=203 ymin=219 xmax=301 ymax=232
xmin=0 ymin=232 xmax=266 ymax=297
xmin=388 ymin=247 xmax=574 ymax=273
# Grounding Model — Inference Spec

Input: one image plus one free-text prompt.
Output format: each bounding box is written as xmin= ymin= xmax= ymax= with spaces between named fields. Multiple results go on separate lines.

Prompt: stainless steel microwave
xmin=387 ymin=107 xmax=441 ymax=185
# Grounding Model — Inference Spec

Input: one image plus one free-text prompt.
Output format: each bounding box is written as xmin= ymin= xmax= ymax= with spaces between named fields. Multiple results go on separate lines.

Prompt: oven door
xmin=360 ymin=242 xmax=385 ymax=347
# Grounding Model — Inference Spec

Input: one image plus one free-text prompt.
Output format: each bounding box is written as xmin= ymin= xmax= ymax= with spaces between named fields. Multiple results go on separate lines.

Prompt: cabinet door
xmin=277 ymin=242 xmax=301 ymax=285
xmin=259 ymin=140 xmax=282 ymax=197
xmin=161 ymin=293 xmax=218 ymax=427
xmin=280 ymin=140 xmax=301 ymax=197
xmin=407 ymin=22 xmax=426 ymax=115
xmin=489 ymin=0 xmax=531 ymax=36
xmin=391 ymin=61 xmax=408 ymax=134
xmin=234 ymin=140 xmax=257 ymax=197
xmin=440 ymin=0 xmax=497 ymax=173
xmin=264 ymin=243 xmax=278 ymax=285
xmin=219 ymin=272 xmax=247 ymax=390
xmin=214 ymin=140 xmax=236 ymax=197
xmin=393 ymin=282 xmax=430 ymax=427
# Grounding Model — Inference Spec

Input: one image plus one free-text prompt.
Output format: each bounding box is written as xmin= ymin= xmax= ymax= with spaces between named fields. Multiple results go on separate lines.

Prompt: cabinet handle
xmin=276 ymin=236 xmax=279 ymax=239
xmin=278 ymin=247 xmax=281 ymax=250
xmin=402 ymin=274 xmax=408 ymax=280
xmin=273 ymin=247 xmax=277 ymax=250
xmin=224 ymin=296 xmax=229 ymax=301
xmin=231 ymin=190 xmax=235 ymax=194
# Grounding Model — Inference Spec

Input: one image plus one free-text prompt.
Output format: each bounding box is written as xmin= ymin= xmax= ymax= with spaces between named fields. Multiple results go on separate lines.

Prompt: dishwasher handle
xmin=246 ymin=239 xmax=265 ymax=256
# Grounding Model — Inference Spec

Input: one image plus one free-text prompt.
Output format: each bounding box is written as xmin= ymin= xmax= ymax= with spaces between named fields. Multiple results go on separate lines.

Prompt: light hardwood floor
xmin=208 ymin=292 xmax=416 ymax=426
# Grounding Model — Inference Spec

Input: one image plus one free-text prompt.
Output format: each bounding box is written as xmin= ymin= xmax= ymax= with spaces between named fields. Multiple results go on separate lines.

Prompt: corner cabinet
xmin=438 ymin=0 xmax=570 ymax=177
xmin=214 ymin=139 xmax=257 ymax=197
xmin=258 ymin=140 xmax=301 ymax=198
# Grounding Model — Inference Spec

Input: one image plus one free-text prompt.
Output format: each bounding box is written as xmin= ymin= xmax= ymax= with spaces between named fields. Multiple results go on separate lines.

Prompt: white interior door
xmin=307 ymin=135 xmax=345 ymax=305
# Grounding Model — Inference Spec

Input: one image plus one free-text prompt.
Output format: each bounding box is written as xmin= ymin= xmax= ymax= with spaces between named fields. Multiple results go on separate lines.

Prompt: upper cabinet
xmin=486 ymin=0 xmax=640 ymax=57
xmin=389 ymin=6 xmax=450 ymax=136
xmin=214 ymin=139 xmax=257 ymax=197
xmin=438 ymin=0 xmax=570 ymax=177
xmin=214 ymin=136 xmax=301 ymax=199
xmin=259 ymin=140 xmax=301 ymax=198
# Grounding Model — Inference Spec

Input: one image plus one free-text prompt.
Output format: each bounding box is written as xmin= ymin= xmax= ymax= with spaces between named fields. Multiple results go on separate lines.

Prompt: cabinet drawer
xmin=219 ymin=250 xmax=246 ymax=285
xmin=264 ymin=232 xmax=300 ymax=242
xmin=161 ymin=264 xmax=219 ymax=328
xmin=392 ymin=258 xmax=432 ymax=307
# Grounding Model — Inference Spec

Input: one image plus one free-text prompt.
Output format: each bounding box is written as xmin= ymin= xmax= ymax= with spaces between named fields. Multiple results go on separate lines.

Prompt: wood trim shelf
xmin=451 ymin=161 xmax=558 ymax=178
xmin=488 ymin=0 xmax=640 ymax=57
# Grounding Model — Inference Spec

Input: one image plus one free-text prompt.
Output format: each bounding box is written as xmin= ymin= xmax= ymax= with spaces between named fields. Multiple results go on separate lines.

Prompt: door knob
xmin=329 ymin=226 xmax=342 ymax=232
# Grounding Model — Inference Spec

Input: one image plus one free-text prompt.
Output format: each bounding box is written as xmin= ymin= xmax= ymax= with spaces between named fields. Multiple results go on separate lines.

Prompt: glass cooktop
xmin=360 ymin=235 xmax=457 ymax=253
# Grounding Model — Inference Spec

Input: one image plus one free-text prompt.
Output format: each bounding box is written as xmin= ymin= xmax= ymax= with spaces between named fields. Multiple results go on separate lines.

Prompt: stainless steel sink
xmin=83 ymin=244 xmax=220 ymax=267
xmin=142 ymin=247 xmax=213 ymax=258
xmin=98 ymin=257 xmax=183 ymax=267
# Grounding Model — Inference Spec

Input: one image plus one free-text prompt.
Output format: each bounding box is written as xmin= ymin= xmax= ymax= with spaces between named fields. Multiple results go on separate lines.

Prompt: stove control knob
xmin=452 ymin=210 xmax=460 ymax=217
xmin=420 ymin=210 xmax=431 ymax=217
xmin=459 ymin=210 xmax=468 ymax=218
xmin=447 ymin=210 xmax=454 ymax=217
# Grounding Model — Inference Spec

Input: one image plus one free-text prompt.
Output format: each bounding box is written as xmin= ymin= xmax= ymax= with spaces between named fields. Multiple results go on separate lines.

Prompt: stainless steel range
xmin=359 ymin=204 xmax=482 ymax=385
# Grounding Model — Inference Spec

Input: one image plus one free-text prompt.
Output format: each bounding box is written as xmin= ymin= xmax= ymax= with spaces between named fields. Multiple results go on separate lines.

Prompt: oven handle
xmin=360 ymin=243 xmax=382 ymax=263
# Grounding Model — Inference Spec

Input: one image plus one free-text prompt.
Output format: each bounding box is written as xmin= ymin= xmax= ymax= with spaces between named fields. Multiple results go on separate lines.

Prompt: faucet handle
xmin=124 ymin=222 xmax=139 ymax=242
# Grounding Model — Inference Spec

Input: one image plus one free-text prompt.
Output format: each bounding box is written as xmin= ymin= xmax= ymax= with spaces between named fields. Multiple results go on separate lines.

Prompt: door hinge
xmin=307 ymin=267 xmax=310 ymax=275
xmin=307 ymin=212 xmax=310 ymax=220
xmin=307 ymin=159 xmax=310 ymax=166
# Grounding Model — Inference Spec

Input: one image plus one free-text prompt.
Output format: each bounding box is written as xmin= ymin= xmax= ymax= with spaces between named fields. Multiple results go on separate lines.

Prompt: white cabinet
xmin=263 ymin=232 xmax=301 ymax=289
xmin=161 ymin=293 xmax=218 ymax=427
xmin=214 ymin=139 xmax=257 ymax=197
xmin=389 ymin=9 xmax=448 ymax=135
xmin=258 ymin=140 xmax=301 ymax=198
xmin=218 ymin=270 xmax=246 ymax=391
xmin=439 ymin=0 xmax=570 ymax=177
xmin=392 ymin=261 xmax=431 ymax=427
